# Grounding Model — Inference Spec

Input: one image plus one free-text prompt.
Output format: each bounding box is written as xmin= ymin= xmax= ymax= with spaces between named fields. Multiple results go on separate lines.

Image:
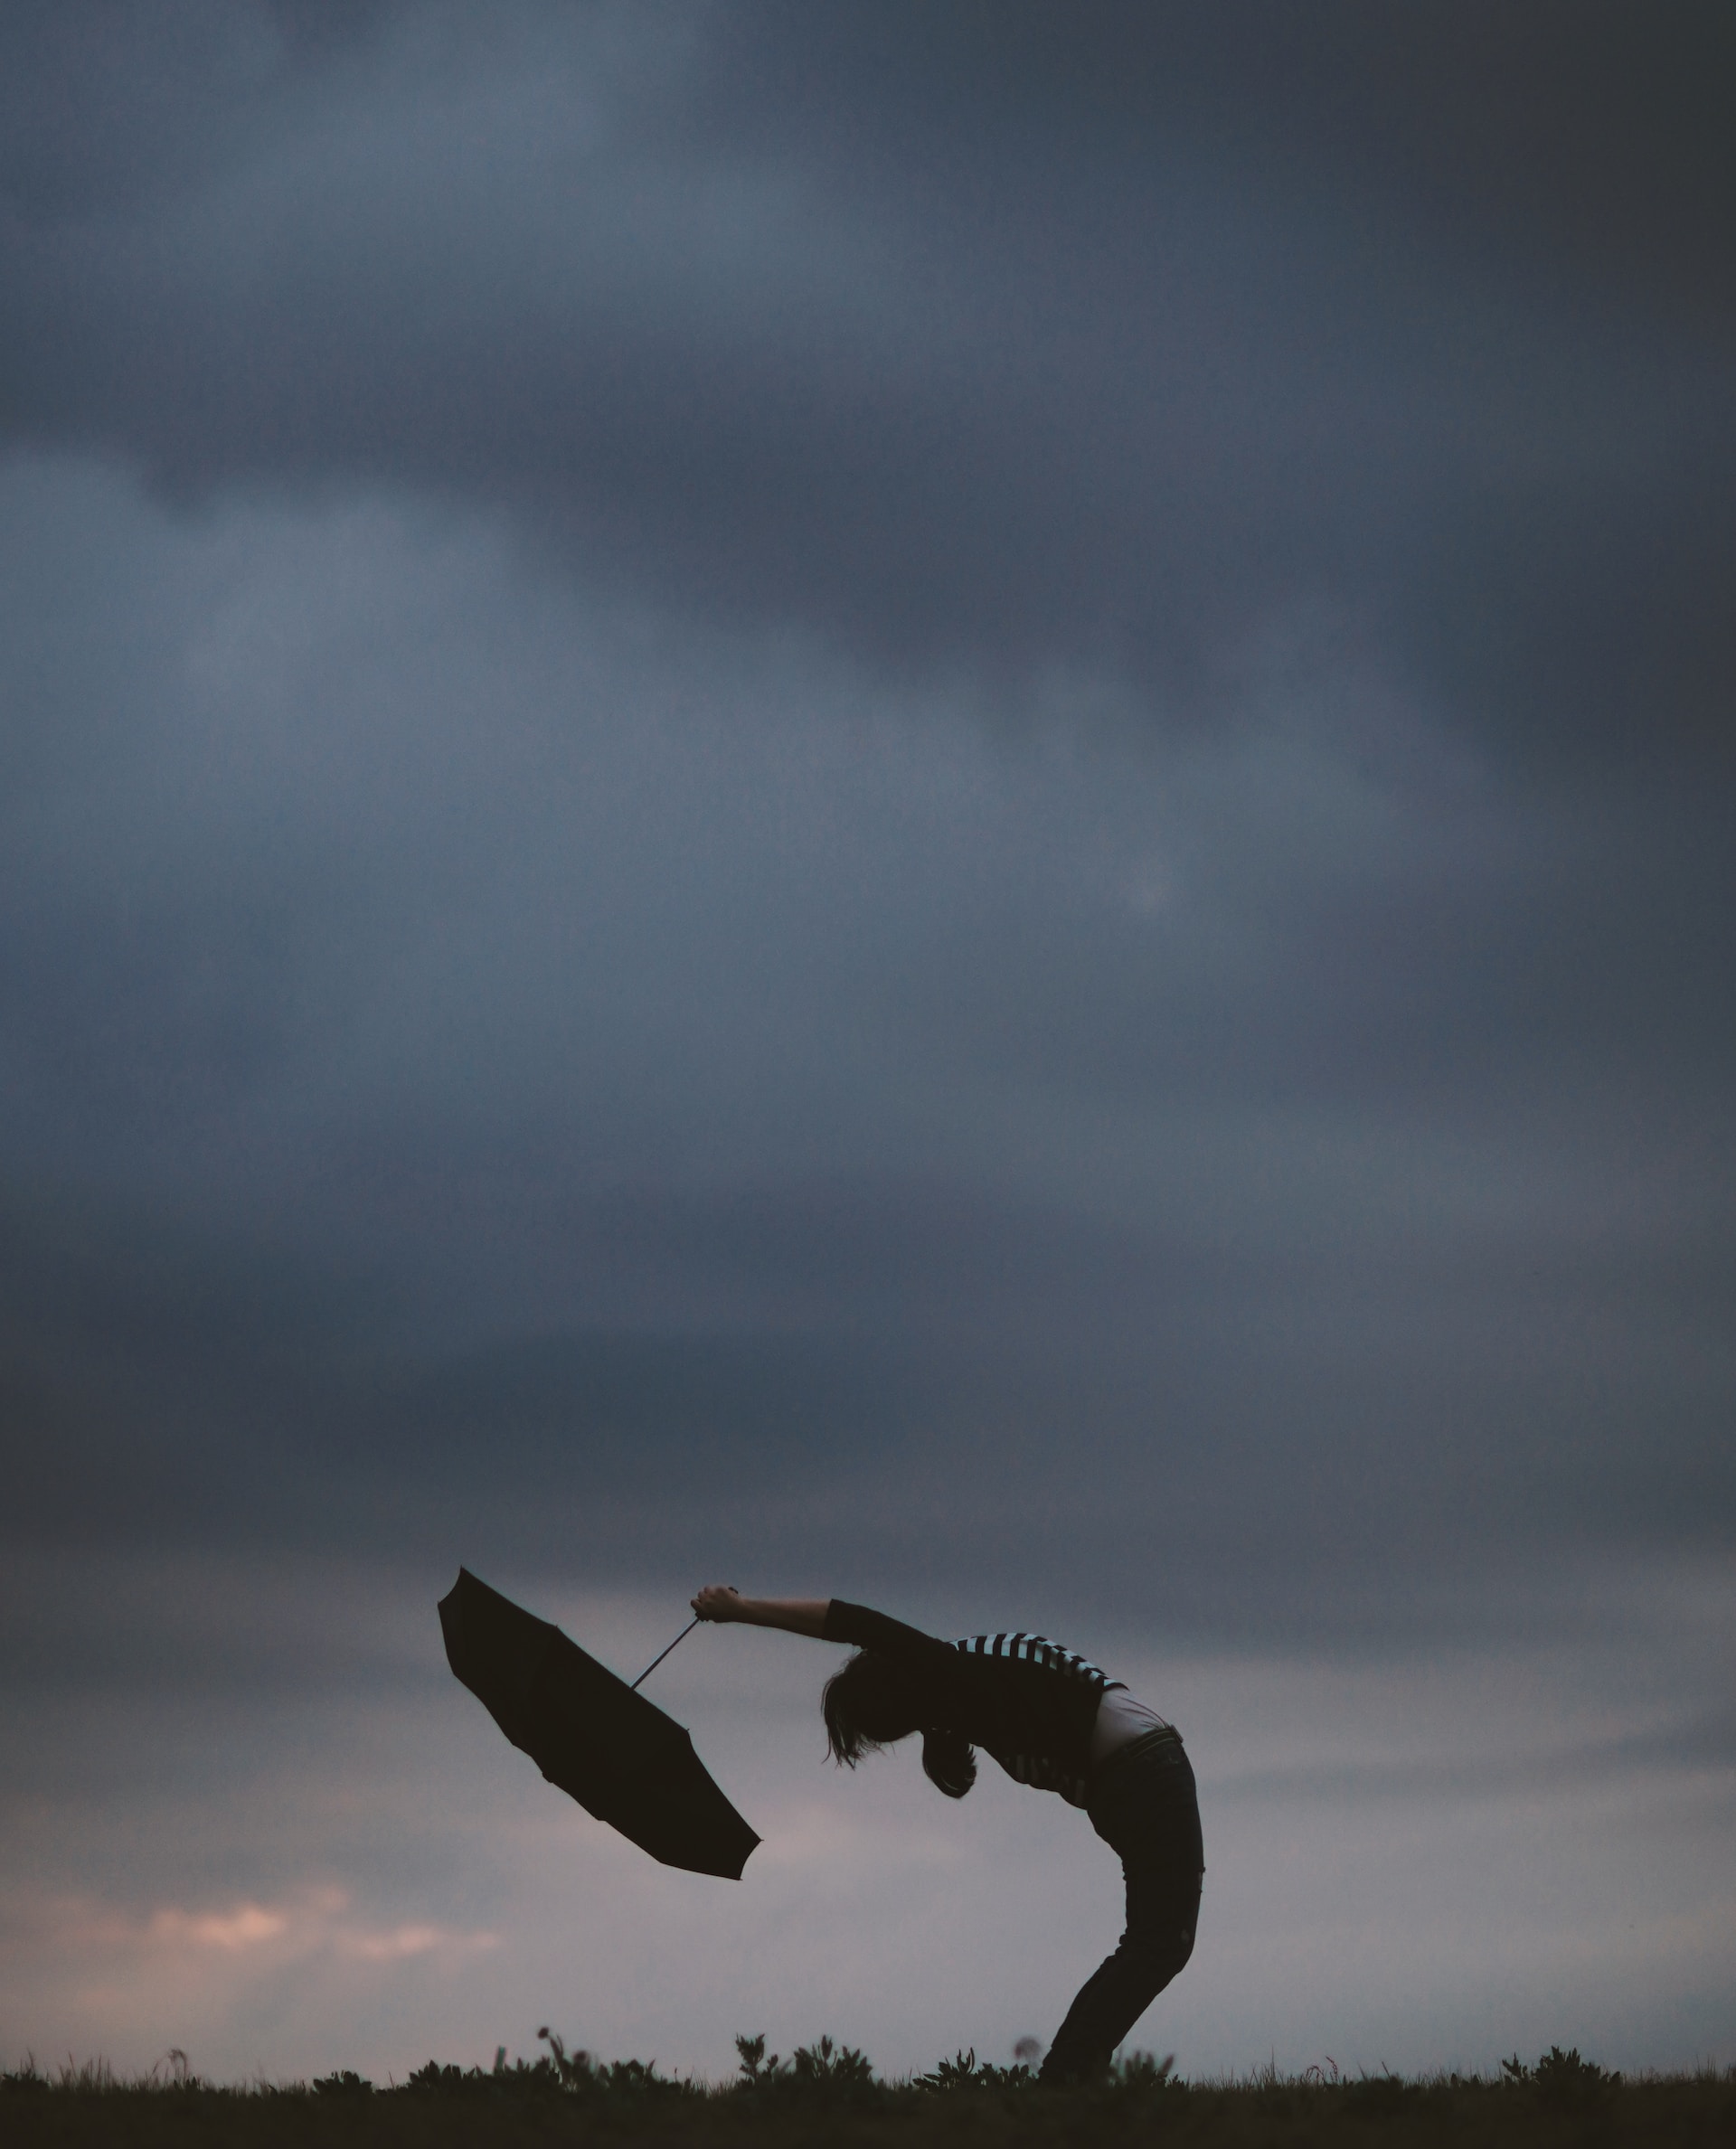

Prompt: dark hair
xmin=822 ymin=1651 xmax=977 ymax=1799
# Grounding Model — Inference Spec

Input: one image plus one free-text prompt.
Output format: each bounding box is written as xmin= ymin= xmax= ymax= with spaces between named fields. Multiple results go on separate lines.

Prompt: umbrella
xmin=439 ymin=1568 xmax=760 ymax=1880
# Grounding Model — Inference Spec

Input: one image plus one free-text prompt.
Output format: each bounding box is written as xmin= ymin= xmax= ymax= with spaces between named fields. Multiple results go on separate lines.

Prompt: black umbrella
xmin=439 ymin=1568 xmax=760 ymax=1881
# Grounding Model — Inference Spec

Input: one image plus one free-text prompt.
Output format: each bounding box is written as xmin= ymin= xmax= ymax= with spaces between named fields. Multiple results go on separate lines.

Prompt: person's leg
xmin=1039 ymin=1736 xmax=1203 ymax=2085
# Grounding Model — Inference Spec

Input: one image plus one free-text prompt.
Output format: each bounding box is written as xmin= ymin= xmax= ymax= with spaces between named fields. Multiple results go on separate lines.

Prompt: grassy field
xmin=5 ymin=2040 xmax=1732 ymax=2148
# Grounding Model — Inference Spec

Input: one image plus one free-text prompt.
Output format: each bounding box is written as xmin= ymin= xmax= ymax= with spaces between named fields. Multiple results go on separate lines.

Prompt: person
xmin=691 ymin=1585 xmax=1203 ymax=2084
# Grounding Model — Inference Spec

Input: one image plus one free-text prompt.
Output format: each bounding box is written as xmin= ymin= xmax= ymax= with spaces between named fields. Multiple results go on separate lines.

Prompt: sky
xmin=3 ymin=0 xmax=1732 ymax=2087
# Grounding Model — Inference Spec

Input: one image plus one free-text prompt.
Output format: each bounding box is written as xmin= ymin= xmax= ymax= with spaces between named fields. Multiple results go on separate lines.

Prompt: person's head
xmin=822 ymin=1650 xmax=977 ymax=1798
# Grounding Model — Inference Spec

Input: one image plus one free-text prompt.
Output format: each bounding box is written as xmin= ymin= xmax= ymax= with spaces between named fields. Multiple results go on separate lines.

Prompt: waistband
xmin=1092 ymin=1723 xmax=1184 ymax=1783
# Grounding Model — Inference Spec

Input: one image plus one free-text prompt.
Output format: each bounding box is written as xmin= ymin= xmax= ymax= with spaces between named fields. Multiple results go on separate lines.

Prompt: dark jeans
xmin=1039 ymin=1730 xmax=1203 ymax=2084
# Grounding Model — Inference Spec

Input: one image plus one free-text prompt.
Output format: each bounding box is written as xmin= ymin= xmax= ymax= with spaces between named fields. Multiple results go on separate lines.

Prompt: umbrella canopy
xmin=439 ymin=1568 xmax=760 ymax=1880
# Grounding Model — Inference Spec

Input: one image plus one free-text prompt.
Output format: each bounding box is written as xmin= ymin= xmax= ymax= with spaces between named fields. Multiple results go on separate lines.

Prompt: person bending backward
xmin=691 ymin=1586 xmax=1203 ymax=2085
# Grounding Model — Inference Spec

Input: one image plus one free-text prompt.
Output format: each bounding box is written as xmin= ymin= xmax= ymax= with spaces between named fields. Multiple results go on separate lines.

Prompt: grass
xmin=4 ymin=2038 xmax=1733 ymax=2148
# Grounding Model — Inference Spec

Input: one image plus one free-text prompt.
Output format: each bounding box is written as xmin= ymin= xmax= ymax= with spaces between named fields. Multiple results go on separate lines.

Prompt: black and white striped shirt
xmin=952 ymin=1632 xmax=1115 ymax=1803
xmin=824 ymin=1602 xmax=1122 ymax=1808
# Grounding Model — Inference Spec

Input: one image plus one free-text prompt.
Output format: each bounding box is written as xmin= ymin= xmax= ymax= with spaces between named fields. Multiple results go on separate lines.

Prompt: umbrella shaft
xmin=631 ymin=1616 xmax=701 ymax=1691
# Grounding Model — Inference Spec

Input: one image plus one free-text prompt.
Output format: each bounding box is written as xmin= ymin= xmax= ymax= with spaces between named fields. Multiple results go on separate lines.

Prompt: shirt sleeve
xmin=823 ymin=1599 xmax=959 ymax=1673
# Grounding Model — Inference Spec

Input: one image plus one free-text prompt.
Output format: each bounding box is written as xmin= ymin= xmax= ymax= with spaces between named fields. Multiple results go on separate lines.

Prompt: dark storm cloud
xmin=2 ymin=436 xmax=1731 ymax=1623
xmin=1212 ymin=1701 xmax=1736 ymax=1807
xmin=2 ymin=4 xmax=1732 ymax=1653
xmin=4 ymin=3 xmax=1731 ymax=771
xmin=8 ymin=1118 xmax=1731 ymax=1640
xmin=713 ymin=4 xmax=1736 ymax=306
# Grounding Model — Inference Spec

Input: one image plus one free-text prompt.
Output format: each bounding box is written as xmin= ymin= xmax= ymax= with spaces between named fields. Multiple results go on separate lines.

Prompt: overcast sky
xmin=3 ymin=0 xmax=1732 ymax=2087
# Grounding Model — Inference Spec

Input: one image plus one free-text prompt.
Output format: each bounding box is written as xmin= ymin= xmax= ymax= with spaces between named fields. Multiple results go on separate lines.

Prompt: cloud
xmin=2 ymin=456 xmax=1731 ymax=1630
xmin=1 ymin=1881 xmax=496 ymax=2073
xmin=99 ymin=1888 xmax=499 ymax=1969
xmin=62 ymin=1891 xmax=486 ymax=1966
xmin=3 ymin=5 xmax=1731 ymax=776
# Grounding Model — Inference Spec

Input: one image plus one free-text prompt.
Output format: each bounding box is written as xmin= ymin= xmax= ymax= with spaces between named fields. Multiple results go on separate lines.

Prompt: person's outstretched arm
xmin=692 ymin=1585 xmax=830 ymax=1638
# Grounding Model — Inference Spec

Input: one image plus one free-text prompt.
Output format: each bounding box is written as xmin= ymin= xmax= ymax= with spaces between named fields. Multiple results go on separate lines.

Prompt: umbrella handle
xmin=630 ymin=1615 xmax=701 ymax=1692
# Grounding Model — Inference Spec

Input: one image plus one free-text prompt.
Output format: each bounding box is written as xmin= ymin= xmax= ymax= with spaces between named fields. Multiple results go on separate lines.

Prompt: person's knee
xmin=1116 ymin=1907 xmax=1196 ymax=1983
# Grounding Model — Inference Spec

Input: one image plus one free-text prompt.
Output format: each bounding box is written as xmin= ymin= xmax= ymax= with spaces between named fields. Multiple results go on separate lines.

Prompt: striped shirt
xmin=953 ymin=1632 xmax=1117 ymax=1804
xmin=823 ymin=1601 xmax=1125 ymax=1809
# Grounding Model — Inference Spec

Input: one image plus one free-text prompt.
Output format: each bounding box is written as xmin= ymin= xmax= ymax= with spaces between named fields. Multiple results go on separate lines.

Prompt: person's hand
xmin=692 ymin=1584 xmax=743 ymax=1623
